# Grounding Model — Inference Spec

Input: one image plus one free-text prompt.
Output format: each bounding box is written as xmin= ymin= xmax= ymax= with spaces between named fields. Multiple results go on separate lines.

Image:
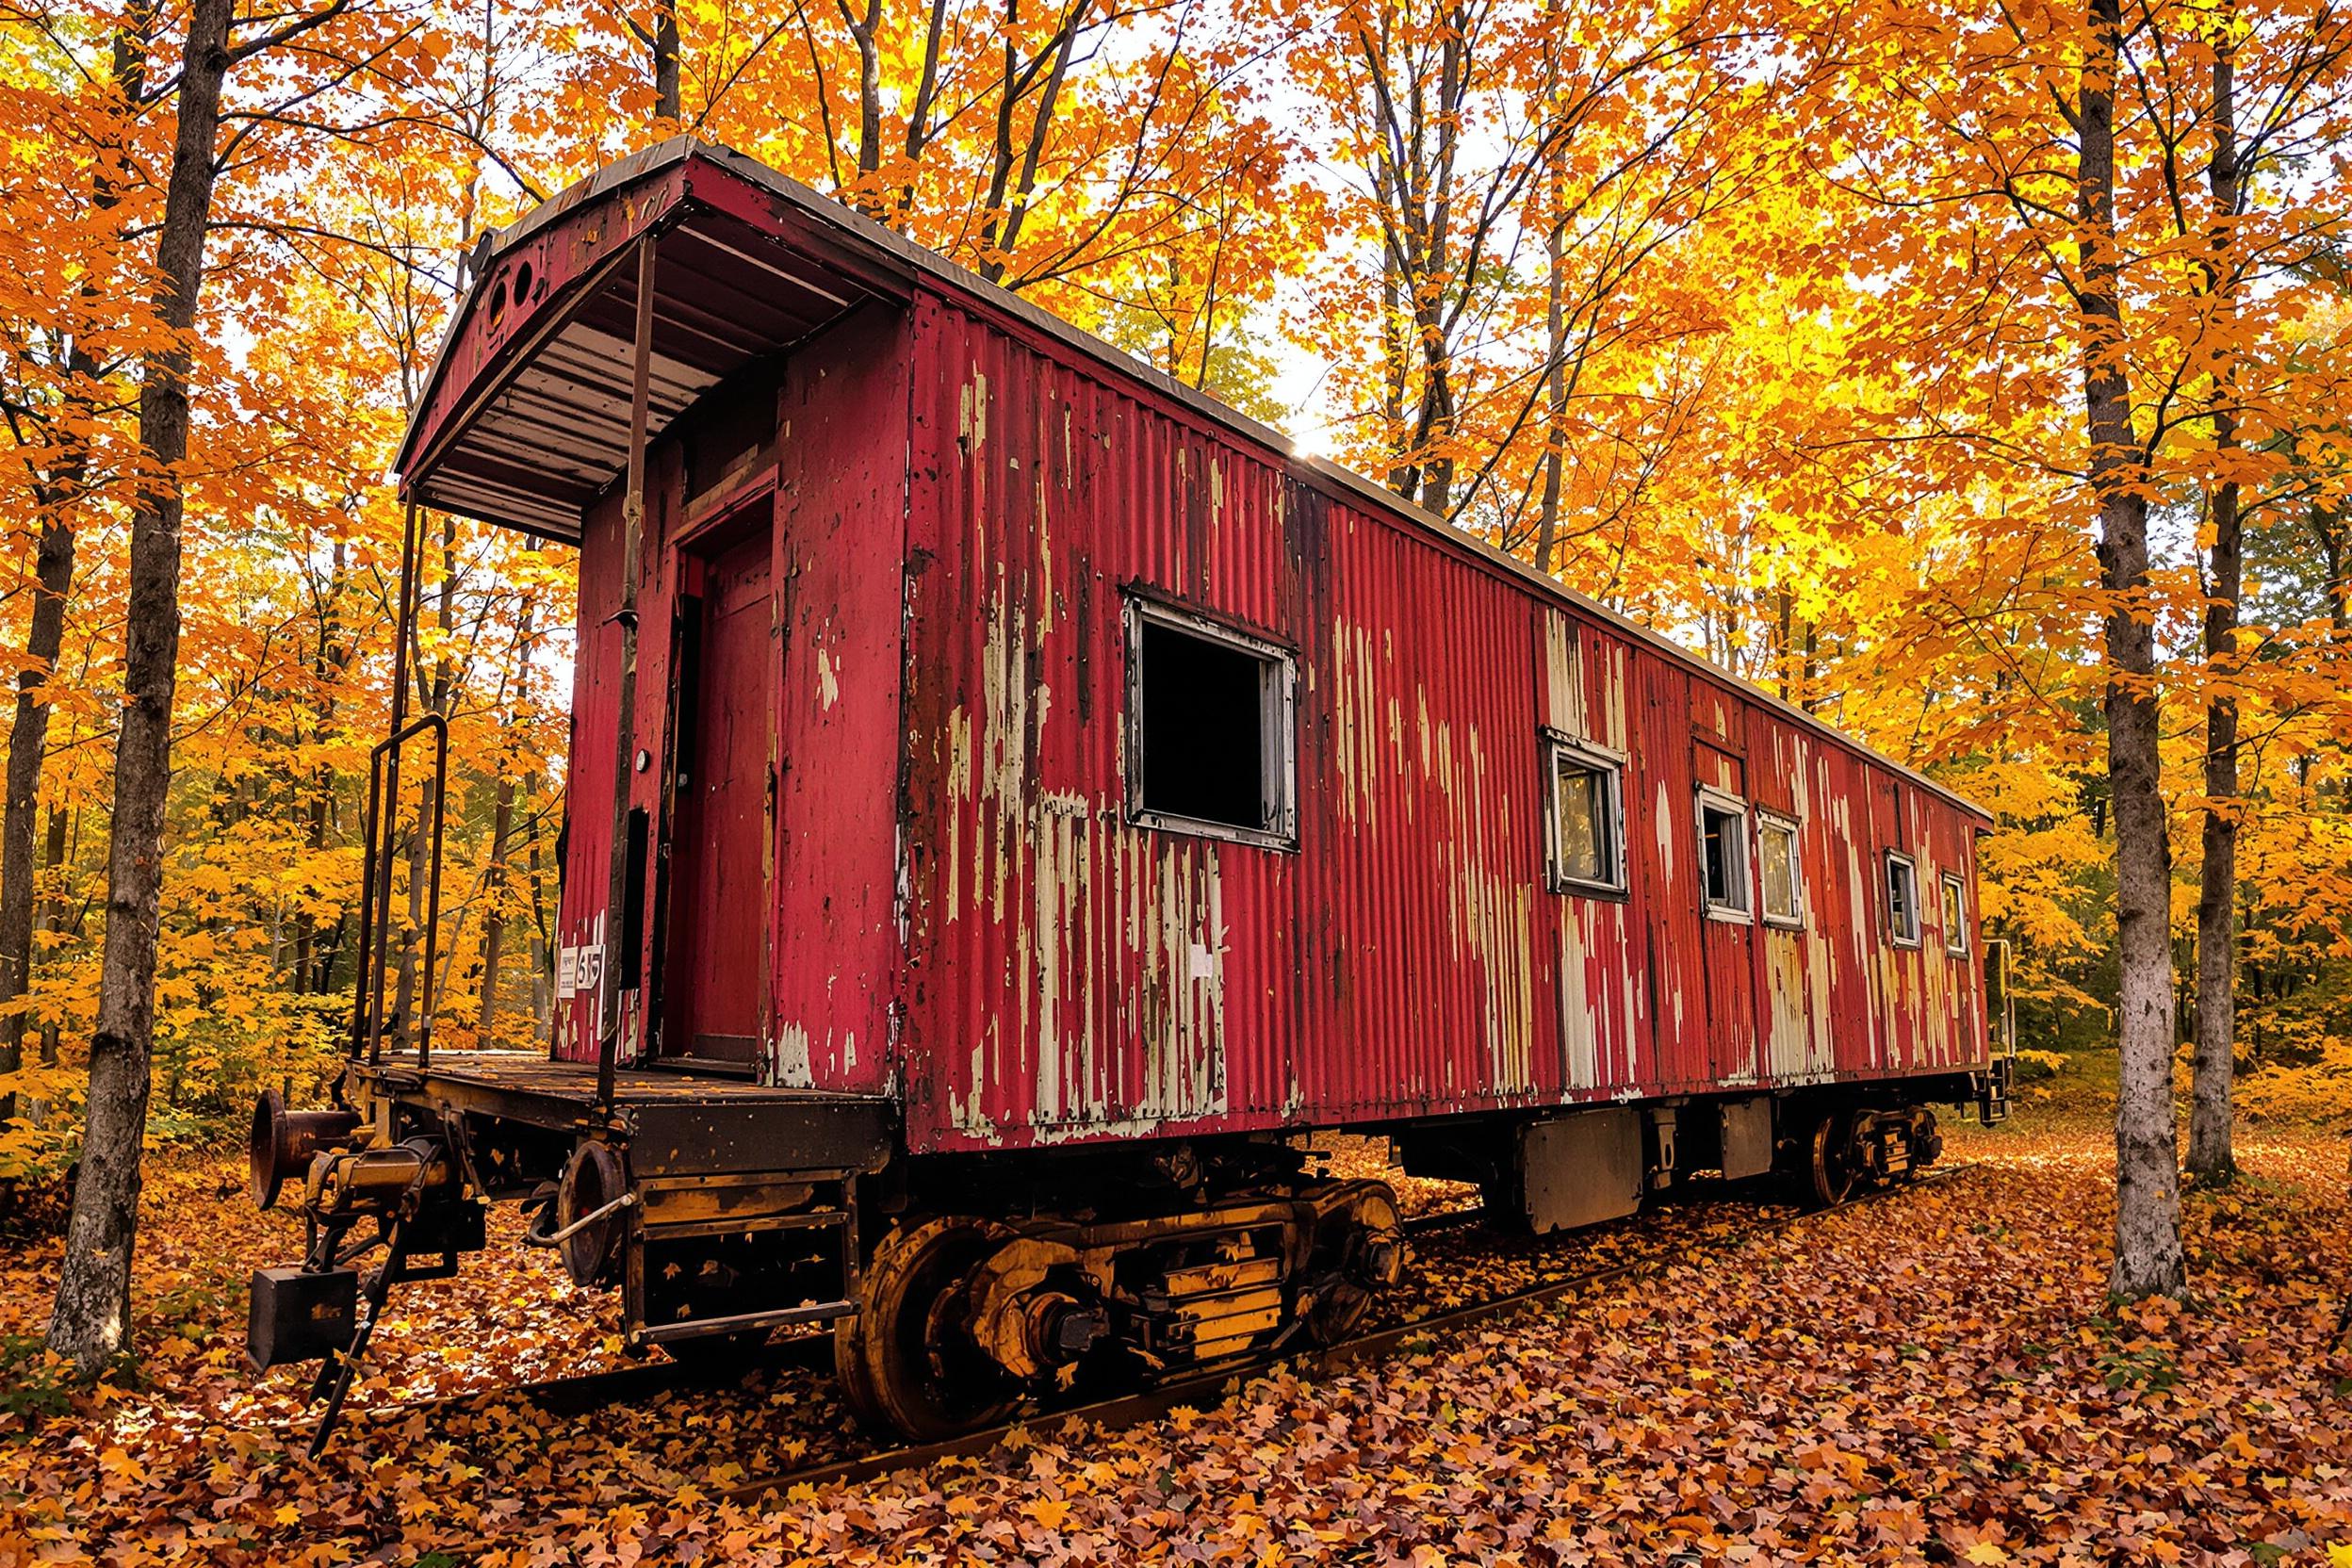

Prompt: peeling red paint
xmin=430 ymin=143 xmax=1992 ymax=1158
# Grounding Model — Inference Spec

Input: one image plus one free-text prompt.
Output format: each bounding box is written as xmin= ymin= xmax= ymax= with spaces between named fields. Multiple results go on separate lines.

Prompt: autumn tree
xmin=1295 ymin=0 xmax=1744 ymax=531
xmin=47 ymin=0 xmax=241 ymax=1371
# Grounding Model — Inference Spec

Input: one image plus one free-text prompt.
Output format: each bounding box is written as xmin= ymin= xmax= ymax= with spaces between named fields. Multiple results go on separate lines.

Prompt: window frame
xmin=1695 ymin=785 xmax=1755 ymax=924
xmin=1542 ymin=732 xmax=1627 ymax=897
xmin=1885 ymin=850 xmax=1923 ymax=949
xmin=1123 ymin=596 xmax=1298 ymax=852
xmin=1941 ymin=870 xmax=1969 ymax=957
xmin=1756 ymin=809 xmax=1805 ymax=930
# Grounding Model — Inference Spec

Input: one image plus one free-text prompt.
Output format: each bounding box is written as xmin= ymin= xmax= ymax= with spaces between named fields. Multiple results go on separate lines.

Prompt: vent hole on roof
xmin=514 ymin=259 xmax=533 ymax=300
xmin=487 ymin=277 xmax=507 ymax=329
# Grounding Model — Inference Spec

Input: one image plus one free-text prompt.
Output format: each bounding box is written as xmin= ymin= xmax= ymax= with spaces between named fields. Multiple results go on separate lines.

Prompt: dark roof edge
xmin=421 ymin=138 xmax=1992 ymax=825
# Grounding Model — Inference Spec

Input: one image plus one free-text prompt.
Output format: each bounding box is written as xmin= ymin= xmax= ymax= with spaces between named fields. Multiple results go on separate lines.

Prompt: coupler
xmin=242 ymin=1087 xmax=484 ymax=1455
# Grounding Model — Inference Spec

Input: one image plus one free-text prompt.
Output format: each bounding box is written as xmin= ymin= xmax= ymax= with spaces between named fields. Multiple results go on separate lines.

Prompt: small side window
xmin=1758 ymin=813 xmax=1804 ymax=928
xmin=1127 ymin=599 xmax=1297 ymax=848
xmin=1941 ymin=872 xmax=1968 ymax=956
xmin=1698 ymin=789 xmax=1752 ymax=922
xmin=1886 ymin=852 xmax=1921 ymax=948
xmin=1545 ymin=738 xmax=1625 ymax=894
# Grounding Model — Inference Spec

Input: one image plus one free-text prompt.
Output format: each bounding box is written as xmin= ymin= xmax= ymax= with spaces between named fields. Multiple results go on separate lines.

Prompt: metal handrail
xmin=1989 ymin=938 xmax=2017 ymax=1058
xmin=351 ymin=712 xmax=451 ymax=1071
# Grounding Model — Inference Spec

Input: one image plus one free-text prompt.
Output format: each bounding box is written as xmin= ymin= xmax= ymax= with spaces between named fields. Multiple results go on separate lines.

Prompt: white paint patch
xmin=1543 ymin=612 xmax=1585 ymax=736
xmin=776 ymin=1021 xmax=815 ymax=1087
xmin=815 ymin=647 xmax=841 ymax=710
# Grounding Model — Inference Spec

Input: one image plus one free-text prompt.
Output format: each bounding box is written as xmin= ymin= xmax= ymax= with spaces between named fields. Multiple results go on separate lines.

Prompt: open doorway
xmin=659 ymin=518 xmax=773 ymax=1070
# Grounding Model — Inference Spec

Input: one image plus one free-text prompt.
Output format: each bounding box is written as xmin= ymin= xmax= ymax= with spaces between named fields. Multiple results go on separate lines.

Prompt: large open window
xmin=1127 ymin=599 xmax=1296 ymax=848
xmin=1697 ymin=788 xmax=1753 ymax=921
xmin=1941 ymin=871 xmax=1969 ymax=956
xmin=1544 ymin=738 xmax=1625 ymax=894
xmin=1886 ymin=851 xmax=1922 ymax=948
xmin=1757 ymin=811 xmax=1804 ymax=928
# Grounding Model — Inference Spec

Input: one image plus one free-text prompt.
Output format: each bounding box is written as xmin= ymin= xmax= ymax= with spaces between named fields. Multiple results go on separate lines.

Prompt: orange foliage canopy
xmin=0 ymin=0 xmax=2348 ymax=1172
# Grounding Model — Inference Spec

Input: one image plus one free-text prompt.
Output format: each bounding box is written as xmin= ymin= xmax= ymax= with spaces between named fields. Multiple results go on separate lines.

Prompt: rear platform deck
xmin=352 ymin=1052 xmax=895 ymax=1178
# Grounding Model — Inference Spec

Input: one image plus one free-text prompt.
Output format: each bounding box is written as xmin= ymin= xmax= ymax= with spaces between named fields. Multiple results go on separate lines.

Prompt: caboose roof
xmin=396 ymin=139 xmax=1988 ymax=823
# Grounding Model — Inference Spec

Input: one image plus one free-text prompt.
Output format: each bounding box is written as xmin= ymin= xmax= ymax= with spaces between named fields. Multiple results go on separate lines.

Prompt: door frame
xmin=647 ymin=483 xmax=777 ymax=1072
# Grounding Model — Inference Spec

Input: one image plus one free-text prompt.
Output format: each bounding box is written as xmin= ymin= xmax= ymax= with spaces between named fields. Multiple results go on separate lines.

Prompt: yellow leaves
xmin=1022 ymin=1496 xmax=1071 ymax=1530
xmin=1963 ymin=1544 xmax=2011 ymax=1564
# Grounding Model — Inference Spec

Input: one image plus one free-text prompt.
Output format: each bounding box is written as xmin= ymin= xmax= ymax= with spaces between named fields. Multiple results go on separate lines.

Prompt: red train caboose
xmin=247 ymin=139 xmax=2013 ymax=1441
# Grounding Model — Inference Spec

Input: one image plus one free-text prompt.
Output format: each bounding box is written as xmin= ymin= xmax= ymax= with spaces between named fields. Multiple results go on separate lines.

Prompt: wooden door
xmin=660 ymin=526 xmax=774 ymax=1068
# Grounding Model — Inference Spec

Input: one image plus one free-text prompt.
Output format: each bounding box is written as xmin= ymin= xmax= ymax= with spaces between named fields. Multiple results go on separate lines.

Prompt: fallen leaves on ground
xmin=5 ymin=1116 xmax=2350 ymax=1565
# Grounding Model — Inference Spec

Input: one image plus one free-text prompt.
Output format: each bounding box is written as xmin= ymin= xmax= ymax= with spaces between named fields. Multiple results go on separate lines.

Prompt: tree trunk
xmin=478 ymin=776 xmax=514 ymax=1039
xmin=391 ymin=515 xmax=454 ymax=1047
xmin=35 ymin=804 xmax=67 ymax=1075
xmin=2189 ymin=16 xmax=2243 ymax=1186
xmin=0 ymin=13 xmax=150 ymax=1129
xmin=478 ymin=593 xmax=536 ymax=1040
xmin=0 ymin=519 xmax=77 ymax=1128
xmin=651 ymin=0 xmax=680 ymax=121
xmin=2077 ymin=0 xmax=2185 ymax=1301
xmin=523 ymin=774 xmax=550 ymax=1034
xmin=1532 ymin=209 xmax=1567 ymax=575
xmin=47 ymin=0 xmax=236 ymax=1376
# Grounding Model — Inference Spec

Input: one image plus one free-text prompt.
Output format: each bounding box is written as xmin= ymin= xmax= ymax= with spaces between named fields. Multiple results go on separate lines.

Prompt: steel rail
xmin=718 ymin=1162 xmax=1983 ymax=1504
xmin=278 ymin=1168 xmax=1974 ymax=1467
xmin=291 ymin=1209 xmax=1486 ymax=1438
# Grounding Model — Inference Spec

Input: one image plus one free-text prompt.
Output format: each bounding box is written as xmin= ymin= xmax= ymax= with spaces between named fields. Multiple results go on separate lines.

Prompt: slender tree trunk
xmin=34 ymin=804 xmax=67 ymax=1074
xmin=650 ymin=0 xmax=680 ymax=121
xmin=523 ymin=776 xmax=550 ymax=1032
xmin=0 ymin=15 xmax=150 ymax=1129
xmin=846 ymin=0 xmax=885 ymax=207
xmin=2190 ymin=29 xmax=2243 ymax=1184
xmin=478 ymin=776 xmax=514 ymax=1038
xmin=47 ymin=0 xmax=236 ymax=1375
xmin=2315 ymin=501 xmax=2349 ymax=633
xmin=478 ymin=592 xmax=538 ymax=1040
xmin=1533 ymin=210 xmax=1567 ymax=574
xmin=0 ymin=520 xmax=77 ymax=1128
xmin=2077 ymin=0 xmax=2185 ymax=1301
xmin=391 ymin=516 xmax=454 ymax=1045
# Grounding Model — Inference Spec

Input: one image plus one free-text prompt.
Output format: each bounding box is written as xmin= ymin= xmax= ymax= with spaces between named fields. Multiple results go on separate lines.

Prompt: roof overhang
xmin=397 ymin=140 xmax=917 ymax=541
xmin=398 ymin=139 xmax=1992 ymax=825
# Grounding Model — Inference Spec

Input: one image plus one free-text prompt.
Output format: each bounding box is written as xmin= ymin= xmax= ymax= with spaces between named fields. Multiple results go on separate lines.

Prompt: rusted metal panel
xmin=899 ymin=297 xmax=1294 ymax=1143
xmin=764 ymin=307 xmax=908 ymax=1093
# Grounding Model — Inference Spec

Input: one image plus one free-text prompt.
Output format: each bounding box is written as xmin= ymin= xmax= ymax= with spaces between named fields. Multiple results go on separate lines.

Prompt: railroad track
xmin=292 ymin=1203 xmax=1486 ymax=1440
xmin=301 ymin=1168 xmax=1972 ymax=1470
xmin=716 ymin=1162 xmax=1982 ymax=1503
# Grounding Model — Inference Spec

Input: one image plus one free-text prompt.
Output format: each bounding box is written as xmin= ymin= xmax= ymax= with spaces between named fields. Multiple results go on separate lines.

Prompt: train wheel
xmin=834 ymin=1217 xmax=1019 ymax=1441
xmin=1301 ymin=1181 xmax=1406 ymax=1344
xmin=1803 ymin=1113 xmax=1858 ymax=1209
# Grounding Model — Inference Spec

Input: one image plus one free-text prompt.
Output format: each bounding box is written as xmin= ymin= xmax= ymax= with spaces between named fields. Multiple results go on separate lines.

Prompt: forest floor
xmin=4 ymin=1078 xmax=2350 ymax=1566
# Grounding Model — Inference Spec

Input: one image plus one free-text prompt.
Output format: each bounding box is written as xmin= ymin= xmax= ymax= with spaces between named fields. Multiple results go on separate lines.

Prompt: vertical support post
xmin=597 ymin=235 xmax=658 ymax=1114
xmin=354 ymin=503 xmax=423 ymax=1068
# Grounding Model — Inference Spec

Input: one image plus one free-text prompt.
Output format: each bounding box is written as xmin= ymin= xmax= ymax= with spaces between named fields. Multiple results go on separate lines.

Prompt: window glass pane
xmin=1887 ymin=858 xmax=1919 ymax=941
xmin=1555 ymin=760 xmax=1607 ymax=885
xmin=1943 ymin=875 xmax=1967 ymax=952
xmin=1701 ymin=801 xmax=1748 ymax=913
xmin=1760 ymin=821 xmax=1800 ymax=922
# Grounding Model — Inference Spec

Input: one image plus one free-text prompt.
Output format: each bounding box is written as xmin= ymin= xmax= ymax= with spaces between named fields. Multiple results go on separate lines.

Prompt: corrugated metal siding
xmin=551 ymin=496 xmax=626 ymax=1062
xmin=765 ymin=307 xmax=907 ymax=1091
xmin=544 ymin=284 xmax=1993 ymax=1139
xmin=891 ymin=293 xmax=1991 ymax=1155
